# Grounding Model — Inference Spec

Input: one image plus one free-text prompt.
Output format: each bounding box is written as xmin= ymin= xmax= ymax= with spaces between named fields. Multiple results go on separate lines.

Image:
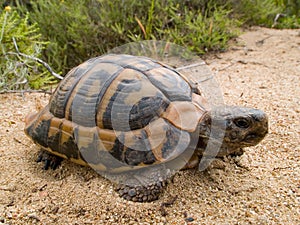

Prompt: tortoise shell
xmin=25 ymin=54 xmax=209 ymax=173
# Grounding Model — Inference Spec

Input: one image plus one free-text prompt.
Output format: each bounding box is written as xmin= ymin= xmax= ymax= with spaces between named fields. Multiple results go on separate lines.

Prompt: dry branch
xmin=7 ymin=37 xmax=64 ymax=80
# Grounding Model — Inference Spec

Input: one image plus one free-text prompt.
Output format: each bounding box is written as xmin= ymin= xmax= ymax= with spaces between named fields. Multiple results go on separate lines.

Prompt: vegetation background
xmin=0 ymin=0 xmax=299 ymax=91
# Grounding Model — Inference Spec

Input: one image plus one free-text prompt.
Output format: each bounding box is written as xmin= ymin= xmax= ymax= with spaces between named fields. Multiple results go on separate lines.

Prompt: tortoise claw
xmin=36 ymin=150 xmax=63 ymax=170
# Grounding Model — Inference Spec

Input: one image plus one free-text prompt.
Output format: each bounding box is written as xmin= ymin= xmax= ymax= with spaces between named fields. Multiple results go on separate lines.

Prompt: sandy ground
xmin=0 ymin=27 xmax=299 ymax=224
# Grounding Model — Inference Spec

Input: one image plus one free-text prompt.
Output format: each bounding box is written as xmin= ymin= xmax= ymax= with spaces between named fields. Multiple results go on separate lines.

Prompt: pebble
xmin=28 ymin=213 xmax=40 ymax=221
xmin=5 ymin=213 xmax=12 ymax=219
xmin=185 ymin=217 xmax=195 ymax=222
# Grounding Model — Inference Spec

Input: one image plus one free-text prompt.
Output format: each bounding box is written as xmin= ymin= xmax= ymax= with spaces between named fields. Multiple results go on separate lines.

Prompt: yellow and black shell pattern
xmin=25 ymin=54 xmax=208 ymax=173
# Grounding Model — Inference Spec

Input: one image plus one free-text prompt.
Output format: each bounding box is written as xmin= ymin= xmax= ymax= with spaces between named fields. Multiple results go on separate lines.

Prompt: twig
xmin=255 ymin=35 xmax=272 ymax=47
xmin=160 ymin=195 xmax=178 ymax=216
xmin=0 ymin=89 xmax=52 ymax=95
xmin=135 ymin=16 xmax=146 ymax=39
xmin=176 ymin=62 xmax=206 ymax=71
xmin=7 ymin=37 xmax=63 ymax=80
xmin=218 ymin=62 xmax=234 ymax=71
xmin=272 ymin=13 xmax=286 ymax=27
xmin=13 ymin=137 xmax=31 ymax=147
xmin=39 ymin=184 xmax=48 ymax=191
xmin=273 ymin=165 xmax=300 ymax=171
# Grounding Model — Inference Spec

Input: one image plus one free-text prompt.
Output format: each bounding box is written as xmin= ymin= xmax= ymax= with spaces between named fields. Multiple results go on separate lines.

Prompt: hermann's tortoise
xmin=25 ymin=54 xmax=268 ymax=202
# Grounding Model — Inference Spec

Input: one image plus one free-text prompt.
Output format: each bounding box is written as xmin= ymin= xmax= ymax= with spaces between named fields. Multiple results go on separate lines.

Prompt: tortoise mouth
xmin=244 ymin=133 xmax=258 ymax=142
xmin=241 ymin=130 xmax=267 ymax=146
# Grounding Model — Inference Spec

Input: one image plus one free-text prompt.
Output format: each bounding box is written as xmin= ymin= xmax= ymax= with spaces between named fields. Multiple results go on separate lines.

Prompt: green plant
xmin=163 ymin=4 xmax=241 ymax=54
xmin=14 ymin=0 xmax=243 ymax=76
xmin=24 ymin=0 xmax=156 ymax=74
xmin=273 ymin=14 xmax=300 ymax=28
xmin=277 ymin=0 xmax=300 ymax=16
xmin=117 ymin=1 xmax=240 ymax=54
xmin=272 ymin=0 xmax=300 ymax=28
xmin=231 ymin=0 xmax=282 ymax=26
xmin=0 ymin=6 xmax=56 ymax=91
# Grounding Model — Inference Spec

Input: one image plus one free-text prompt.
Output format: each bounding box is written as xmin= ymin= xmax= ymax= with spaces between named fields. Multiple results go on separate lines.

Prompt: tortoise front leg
xmin=182 ymin=152 xmax=200 ymax=170
xmin=36 ymin=149 xmax=63 ymax=170
xmin=116 ymin=181 xmax=166 ymax=202
xmin=113 ymin=166 xmax=169 ymax=202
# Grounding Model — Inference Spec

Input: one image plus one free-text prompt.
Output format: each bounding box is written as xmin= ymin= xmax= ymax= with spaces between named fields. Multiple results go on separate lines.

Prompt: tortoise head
xmin=198 ymin=106 xmax=268 ymax=156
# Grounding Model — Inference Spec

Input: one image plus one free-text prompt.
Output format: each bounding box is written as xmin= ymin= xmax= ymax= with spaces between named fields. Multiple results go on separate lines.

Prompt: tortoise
xmin=24 ymin=54 xmax=268 ymax=202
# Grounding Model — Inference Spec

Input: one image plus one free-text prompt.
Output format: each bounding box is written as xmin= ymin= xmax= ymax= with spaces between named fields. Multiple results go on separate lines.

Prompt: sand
xmin=0 ymin=27 xmax=299 ymax=224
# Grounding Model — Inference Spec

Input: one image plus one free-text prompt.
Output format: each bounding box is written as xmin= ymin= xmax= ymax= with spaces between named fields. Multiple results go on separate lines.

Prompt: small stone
xmin=5 ymin=212 xmax=12 ymax=219
xmin=28 ymin=213 xmax=40 ymax=221
xmin=185 ymin=217 xmax=194 ymax=222
xmin=51 ymin=206 xmax=59 ymax=214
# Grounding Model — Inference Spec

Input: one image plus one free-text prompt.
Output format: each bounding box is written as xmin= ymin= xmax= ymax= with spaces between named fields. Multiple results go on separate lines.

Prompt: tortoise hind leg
xmin=36 ymin=149 xmax=63 ymax=170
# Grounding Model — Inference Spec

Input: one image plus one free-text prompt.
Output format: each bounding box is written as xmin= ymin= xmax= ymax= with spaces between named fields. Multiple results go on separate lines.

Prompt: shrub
xmin=230 ymin=0 xmax=281 ymax=26
xmin=0 ymin=6 xmax=56 ymax=91
xmin=4 ymin=0 xmax=296 ymax=86
xmin=161 ymin=4 xmax=241 ymax=54
xmin=272 ymin=0 xmax=300 ymax=28
xmin=278 ymin=0 xmax=299 ymax=17
xmin=230 ymin=0 xmax=299 ymax=28
xmin=13 ymin=0 xmax=240 ymax=75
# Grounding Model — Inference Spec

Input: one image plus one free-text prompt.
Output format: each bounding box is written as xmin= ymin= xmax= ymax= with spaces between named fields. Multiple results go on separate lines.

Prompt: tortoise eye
xmin=234 ymin=118 xmax=250 ymax=128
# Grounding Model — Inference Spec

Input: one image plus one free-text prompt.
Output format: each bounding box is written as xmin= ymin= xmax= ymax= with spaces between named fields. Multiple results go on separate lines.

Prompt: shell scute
xmin=146 ymin=67 xmax=192 ymax=101
xmin=100 ymin=54 xmax=161 ymax=72
xmin=97 ymin=68 xmax=170 ymax=131
xmin=25 ymin=106 xmax=53 ymax=148
xmin=49 ymin=62 xmax=92 ymax=118
xmin=64 ymin=62 xmax=123 ymax=126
